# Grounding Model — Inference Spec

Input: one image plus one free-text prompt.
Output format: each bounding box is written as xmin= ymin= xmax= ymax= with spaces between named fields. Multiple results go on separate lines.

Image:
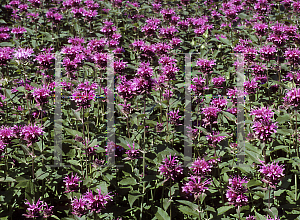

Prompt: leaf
xmin=219 ymin=37 xmax=232 ymax=46
xmin=0 ymin=176 xmax=16 ymax=182
xmin=178 ymin=205 xmax=199 ymax=217
xmin=155 ymin=207 xmax=170 ymax=220
xmin=217 ymin=206 xmax=233 ymax=215
xmin=128 ymin=191 xmax=141 ymax=208
xmin=0 ymin=42 xmax=14 ymax=47
xmin=176 ymin=200 xmax=198 ymax=210
xmin=119 ymin=177 xmax=137 ymax=186
xmin=247 ymin=179 xmax=262 ymax=188
xmin=255 ymin=211 xmax=266 ymax=220
xmin=64 ymin=128 xmax=82 ymax=137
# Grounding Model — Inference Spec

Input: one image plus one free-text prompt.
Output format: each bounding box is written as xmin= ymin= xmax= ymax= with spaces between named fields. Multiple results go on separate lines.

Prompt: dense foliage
xmin=0 ymin=0 xmax=300 ymax=219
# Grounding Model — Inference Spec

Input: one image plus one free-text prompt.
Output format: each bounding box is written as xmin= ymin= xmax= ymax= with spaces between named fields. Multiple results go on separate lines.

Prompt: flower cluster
xmin=182 ymin=176 xmax=211 ymax=200
xmin=23 ymin=198 xmax=53 ymax=219
xmin=258 ymin=160 xmax=285 ymax=188
xmin=250 ymin=106 xmax=277 ymax=143
xmin=64 ymin=173 xmax=81 ymax=193
xmin=71 ymin=81 xmax=98 ymax=109
xmin=71 ymin=188 xmax=113 ymax=217
xmin=196 ymin=58 xmax=216 ymax=75
xmin=159 ymin=154 xmax=183 ymax=181
xmin=124 ymin=142 xmax=140 ymax=160
xmin=20 ymin=124 xmax=44 ymax=145
xmin=190 ymin=157 xmax=213 ymax=176
xmin=225 ymin=176 xmax=249 ymax=207
xmin=283 ymin=87 xmax=300 ymax=107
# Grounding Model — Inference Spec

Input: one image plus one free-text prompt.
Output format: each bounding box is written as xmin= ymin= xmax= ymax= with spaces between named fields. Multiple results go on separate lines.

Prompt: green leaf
xmin=217 ymin=206 xmax=233 ymax=215
xmin=128 ymin=191 xmax=141 ymax=208
xmin=0 ymin=42 xmax=14 ymax=47
xmin=255 ymin=211 xmax=266 ymax=220
xmin=155 ymin=207 xmax=170 ymax=220
xmin=176 ymin=200 xmax=198 ymax=210
xmin=0 ymin=177 xmax=16 ymax=182
xmin=219 ymin=37 xmax=232 ymax=46
xmin=178 ymin=205 xmax=199 ymax=217
xmin=247 ymin=179 xmax=262 ymax=188
xmin=119 ymin=177 xmax=137 ymax=186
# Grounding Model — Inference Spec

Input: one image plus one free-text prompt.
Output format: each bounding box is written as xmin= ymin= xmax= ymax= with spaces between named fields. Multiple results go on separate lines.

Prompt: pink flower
xmin=258 ymin=161 xmax=285 ymax=188
xmin=182 ymin=176 xmax=211 ymax=200
xmin=20 ymin=124 xmax=44 ymax=145
xmin=159 ymin=154 xmax=183 ymax=181
xmin=125 ymin=142 xmax=140 ymax=160
xmin=64 ymin=173 xmax=81 ymax=193
xmin=190 ymin=157 xmax=212 ymax=176
xmin=226 ymin=176 xmax=249 ymax=207
xmin=23 ymin=198 xmax=53 ymax=219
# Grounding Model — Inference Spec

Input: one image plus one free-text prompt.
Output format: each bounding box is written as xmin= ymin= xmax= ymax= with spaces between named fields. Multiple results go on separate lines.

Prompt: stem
xmin=197 ymin=199 xmax=202 ymax=220
xmin=140 ymin=96 xmax=146 ymax=220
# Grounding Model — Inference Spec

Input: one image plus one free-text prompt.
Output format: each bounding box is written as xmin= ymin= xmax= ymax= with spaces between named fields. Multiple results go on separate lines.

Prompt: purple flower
xmin=226 ymin=176 xmax=249 ymax=207
xmin=253 ymin=22 xmax=268 ymax=36
xmin=83 ymin=188 xmax=113 ymax=213
xmin=64 ymin=173 xmax=81 ymax=193
xmin=211 ymin=76 xmax=225 ymax=87
xmin=190 ymin=157 xmax=212 ymax=176
xmin=258 ymin=160 xmax=285 ymax=188
xmin=159 ymin=154 xmax=183 ymax=181
xmin=244 ymin=79 xmax=258 ymax=95
xmin=32 ymin=86 xmax=51 ymax=106
xmin=283 ymin=88 xmax=300 ymax=107
xmin=0 ymin=140 xmax=6 ymax=156
xmin=0 ymin=125 xmax=14 ymax=144
xmin=190 ymin=76 xmax=206 ymax=96
xmin=182 ymin=176 xmax=211 ymax=200
xmin=196 ymin=58 xmax=216 ymax=75
xmin=211 ymin=97 xmax=228 ymax=110
xmin=251 ymin=120 xmax=277 ymax=143
xmin=125 ymin=142 xmax=140 ymax=160
xmin=250 ymin=106 xmax=274 ymax=122
xmin=13 ymin=47 xmax=34 ymax=60
xmin=246 ymin=215 xmax=256 ymax=220
xmin=35 ymin=48 xmax=55 ymax=69
xmin=201 ymin=106 xmax=221 ymax=127
xmin=168 ymin=109 xmax=182 ymax=125
xmin=71 ymin=81 xmax=98 ymax=109
xmin=11 ymin=26 xmax=26 ymax=38
xmin=136 ymin=62 xmax=153 ymax=78
xmin=20 ymin=124 xmax=44 ymax=145
xmin=23 ymin=198 xmax=53 ymax=219
xmin=71 ymin=196 xmax=88 ymax=217
xmin=206 ymin=131 xmax=226 ymax=147
xmin=285 ymin=48 xmax=300 ymax=65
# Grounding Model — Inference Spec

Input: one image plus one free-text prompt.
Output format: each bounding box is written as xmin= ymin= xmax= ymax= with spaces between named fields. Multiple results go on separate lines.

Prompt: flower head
xmin=226 ymin=176 xmax=248 ymax=207
xmin=159 ymin=154 xmax=183 ymax=181
xmin=64 ymin=173 xmax=81 ymax=193
xmin=258 ymin=161 xmax=285 ymax=188
xmin=23 ymin=198 xmax=53 ymax=219
xmin=182 ymin=176 xmax=211 ymax=200
xmin=190 ymin=157 xmax=212 ymax=176
xmin=83 ymin=188 xmax=113 ymax=213
xmin=125 ymin=142 xmax=140 ymax=160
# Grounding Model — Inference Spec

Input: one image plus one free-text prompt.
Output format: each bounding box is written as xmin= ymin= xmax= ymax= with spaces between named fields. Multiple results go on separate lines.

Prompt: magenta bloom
xmin=253 ymin=22 xmax=268 ymax=36
xmin=206 ymin=131 xmax=226 ymax=147
xmin=190 ymin=157 xmax=212 ymax=176
xmin=260 ymin=45 xmax=277 ymax=61
xmin=35 ymin=48 xmax=55 ymax=69
xmin=251 ymin=120 xmax=277 ymax=143
xmin=182 ymin=176 xmax=211 ymax=200
xmin=0 ymin=125 xmax=14 ymax=144
xmin=168 ymin=109 xmax=182 ymax=125
xmin=32 ymin=86 xmax=51 ymax=106
xmin=258 ymin=160 xmax=285 ymax=188
xmin=83 ymin=188 xmax=113 ymax=213
xmin=190 ymin=76 xmax=206 ymax=96
xmin=13 ymin=47 xmax=34 ymax=60
xmin=285 ymin=48 xmax=300 ymax=65
xmin=226 ymin=176 xmax=249 ymax=207
xmin=159 ymin=154 xmax=183 ymax=181
xmin=71 ymin=196 xmax=88 ymax=217
xmin=23 ymin=198 xmax=53 ymax=219
xmin=283 ymin=88 xmax=300 ymax=107
xmin=201 ymin=106 xmax=221 ymax=127
xmin=11 ymin=26 xmax=26 ymax=38
xmin=196 ymin=58 xmax=216 ymax=75
xmin=124 ymin=142 xmax=140 ymax=160
xmin=250 ymin=106 xmax=274 ymax=122
xmin=244 ymin=79 xmax=258 ymax=95
xmin=20 ymin=124 xmax=44 ymax=145
xmin=72 ymin=81 xmax=98 ymax=109
xmin=64 ymin=173 xmax=81 ymax=193
xmin=211 ymin=97 xmax=228 ymax=110
xmin=211 ymin=76 xmax=225 ymax=87
xmin=0 ymin=47 xmax=14 ymax=66
xmin=105 ymin=141 xmax=125 ymax=158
